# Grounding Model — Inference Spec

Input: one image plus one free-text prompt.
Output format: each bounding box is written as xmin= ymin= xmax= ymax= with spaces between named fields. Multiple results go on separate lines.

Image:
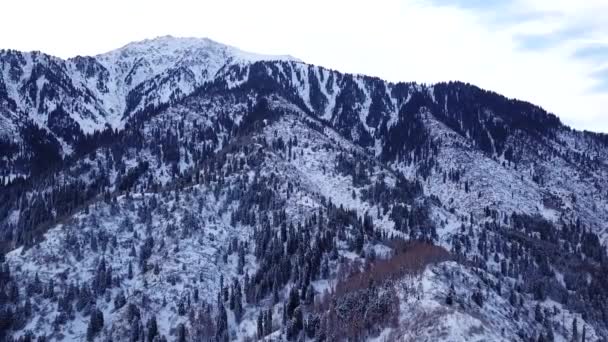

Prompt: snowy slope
xmin=4 ymin=107 xmax=421 ymax=341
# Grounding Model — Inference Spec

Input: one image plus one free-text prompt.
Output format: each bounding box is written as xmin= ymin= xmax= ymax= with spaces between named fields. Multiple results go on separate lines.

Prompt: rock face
xmin=1 ymin=36 xmax=608 ymax=341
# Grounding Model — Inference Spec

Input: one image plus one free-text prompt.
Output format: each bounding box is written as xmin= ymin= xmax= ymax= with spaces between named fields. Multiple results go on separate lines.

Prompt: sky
xmin=1 ymin=0 xmax=607 ymax=132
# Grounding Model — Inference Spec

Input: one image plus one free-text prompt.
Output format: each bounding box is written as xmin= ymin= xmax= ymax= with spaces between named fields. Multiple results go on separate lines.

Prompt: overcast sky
xmin=1 ymin=0 xmax=607 ymax=132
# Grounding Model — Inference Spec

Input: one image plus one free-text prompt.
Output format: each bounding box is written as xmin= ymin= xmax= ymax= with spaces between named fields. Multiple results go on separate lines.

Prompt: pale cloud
xmin=424 ymin=0 xmax=608 ymax=131
xmin=1 ymin=0 xmax=606 ymax=132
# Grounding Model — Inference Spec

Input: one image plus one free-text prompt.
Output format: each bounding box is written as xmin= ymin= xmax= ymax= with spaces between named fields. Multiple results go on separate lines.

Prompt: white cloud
xmin=1 ymin=0 xmax=606 ymax=132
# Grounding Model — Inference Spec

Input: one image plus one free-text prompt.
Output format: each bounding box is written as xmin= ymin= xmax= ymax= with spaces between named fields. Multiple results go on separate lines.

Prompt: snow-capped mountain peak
xmin=82 ymin=36 xmax=300 ymax=126
xmin=93 ymin=35 xmax=300 ymax=91
xmin=98 ymin=35 xmax=300 ymax=65
xmin=0 ymin=36 xmax=302 ymax=138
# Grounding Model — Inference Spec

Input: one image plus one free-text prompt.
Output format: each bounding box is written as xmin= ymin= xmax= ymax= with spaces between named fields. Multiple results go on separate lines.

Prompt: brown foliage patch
xmin=335 ymin=241 xmax=451 ymax=295
xmin=315 ymin=241 xmax=451 ymax=341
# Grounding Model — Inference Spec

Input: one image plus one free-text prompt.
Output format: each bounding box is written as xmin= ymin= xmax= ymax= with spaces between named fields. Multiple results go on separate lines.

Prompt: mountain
xmin=0 ymin=36 xmax=299 ymax=176
xmin=1 ymin=36 xmax=608 ymax=341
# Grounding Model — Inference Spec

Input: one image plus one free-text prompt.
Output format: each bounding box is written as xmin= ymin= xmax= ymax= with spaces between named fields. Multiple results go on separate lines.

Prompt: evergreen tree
xmin=535 ymin=304 xmax=544 ymax=323
xmin=215 ymin=300 xmax=229 ymax=342
xmin=286 ymin=287 xmax=300 ymax=318
xmin=86 ymin=308 xmax=104 ymax=341
xmin=581 ymin=325 xmax=586 ymax=342
xmin=146 ymin=316 xmax=158 ymax=342
xmin=177 ymin=323 xmax=187 ymax=342
xmin=128 ymin=261 xmax=133 ymax=279
xmin=257 ymin=312 xmax=264 ymax=339
xmin=265 ymin=309 xmax=273 ymax=336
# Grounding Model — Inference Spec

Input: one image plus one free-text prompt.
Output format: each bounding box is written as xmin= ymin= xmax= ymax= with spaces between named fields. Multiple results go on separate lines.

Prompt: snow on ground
xmin=385 ymin=261 xmax=599 ymax=342
xmin=6 ymin=183 xmax=244 ymax=340
xmin=261 ymin=111 xmax=405 ymax=238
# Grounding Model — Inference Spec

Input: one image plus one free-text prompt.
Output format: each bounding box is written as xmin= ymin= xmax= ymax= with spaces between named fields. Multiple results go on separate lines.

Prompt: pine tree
xmin=471 ymin=290 xmax=484 ymax=307
xmin=0 ymin=307 xmax=13 ymax=338
xmin=130 ymin=319 xmax=141 ymax=342
xmin=535 ymin=304 xmax=544 ymax=323
xmin=114 ymin=292 xmax=126 ymax=310
xmin=257 ymin=312 xmax=264 ymax=339
xmin=265 ymin=309 xmax=273 ymax=336
xmin=233 ymin=283 xmax=243 ymax=322
xmin=509 ymin=290 xmax=517 ymax=306
xmin=177 ymin=323 xmax=187 ymax=342
xmin=86 ymin=308 xmax=104 ymax=341
xmin=272 ymin=282 xmax=279 ymax=304
xmin=215 ymin=299 xmax=229 ymax=342
xmin=146 ymin=316 xmax=158 ymax=342
xmin=286 ymin=287 xmax=300 ymax=318
xmin=237 ymin=246 xmax=245 ymax=275
xmin=128 ymin=261 xmax=133 ymax=279
xmin=581 ymin=325 xmax=586 ymax=342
